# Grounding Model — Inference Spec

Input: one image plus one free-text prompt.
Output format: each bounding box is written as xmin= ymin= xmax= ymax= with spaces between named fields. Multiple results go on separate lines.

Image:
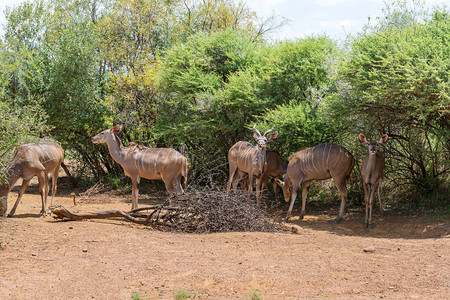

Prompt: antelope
xmin=275 ymin=143 xmax=355 ymax=222
xmin=262 ymin=150 xmax=288 ymax=202
xmin=241 ymin=150 xmax=287 ymax=202
xmin=0 ymin=139 xmax=64 ymax=217
xmin=359 ymin=133 xmax=388 ymax=229
xmin=226 ymin=124 xmax=278 ymax=204
xmin=91 ymin=125 xmax=188 ymax=209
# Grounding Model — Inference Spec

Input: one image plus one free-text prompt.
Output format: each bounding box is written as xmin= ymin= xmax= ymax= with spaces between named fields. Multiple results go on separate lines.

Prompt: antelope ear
xmin=379 ymin=134 xmax=388 ymax=144
xmin=113 ymin=124 xmax=124 ymax=133
xmin=358 ymin=133 xmax=367 ymax=144
xmin=268 ymin=131 xmax=278 ymax=141
xmin=274 ymin=178 xmax=285 ymax=187
xmin=253 ymin=133 xmax=260 ymax=140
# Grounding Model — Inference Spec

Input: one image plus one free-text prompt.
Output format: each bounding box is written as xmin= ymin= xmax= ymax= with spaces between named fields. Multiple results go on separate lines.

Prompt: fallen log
xmin=49 ymin=204 xmax=153 ymax=224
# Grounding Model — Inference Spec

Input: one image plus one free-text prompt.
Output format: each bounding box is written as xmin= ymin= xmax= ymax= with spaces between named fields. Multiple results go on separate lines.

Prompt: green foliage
xmin=260 ymin=100 xmax=337 ymax=158
xmin=248 ymin=289 xmax=262 ymax=300
xmin=0 ymin=101 xmax=50 ymax=183
xmin=131 ymin=292 xmax=149 ymax=300
xmin=173 ymin=288 xmax=193 ymax=299
xmin=156 ymin=32 xmax=337 ymax=182
xmin=155 ymin=29 xmax=264 ymax=180
xmin=330 ymin=2 xmax=450 ymax=206
xmin=259 ymin=36 xmax=336 ymax=104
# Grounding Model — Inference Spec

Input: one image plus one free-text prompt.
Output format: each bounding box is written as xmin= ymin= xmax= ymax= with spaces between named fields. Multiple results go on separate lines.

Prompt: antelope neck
xmin=0 ymin=161 xmax=23 ymax=196
xmin=106 ymin=134 xmax=127 ymax=165
xmin=254 ymin=147 xmax=267 ymax=173
xmin=365 ymin=152 xmax=378 ymax=172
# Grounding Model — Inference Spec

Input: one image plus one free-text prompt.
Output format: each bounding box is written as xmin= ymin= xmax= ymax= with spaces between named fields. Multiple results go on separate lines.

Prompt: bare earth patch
xmin=0 ymin=185 xmax=449 ymax=299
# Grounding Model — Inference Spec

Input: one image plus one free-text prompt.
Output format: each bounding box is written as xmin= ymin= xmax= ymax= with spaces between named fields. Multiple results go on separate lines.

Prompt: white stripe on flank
xmin=242 ymin=147 xmax=253 ymax=162
xmin=37 ymin=144 xmax=53 ymax=164
xmin=154 ymin=149 xmax=162 ymax=172
xmin=238 ymin=142 xmax=245 ymax=155
xmin=322 ymin=144 xmax=328 ymax=171
xmin=311 ymin=149 xmax=319 ymax=173
xmin=326 ymin=143 xmax=332 ymax=167
xmin=134 ymin=151 xmax=139 ymax=170
xmin=333 ymin=148 xmax=341 ymax=168
xmin=306 ymin=151 xmax=311 ymax=172
xmin=164 ymin=150 xmax=171 ymax=165
xmin=141 ymin=148 xmax=149 ymax=172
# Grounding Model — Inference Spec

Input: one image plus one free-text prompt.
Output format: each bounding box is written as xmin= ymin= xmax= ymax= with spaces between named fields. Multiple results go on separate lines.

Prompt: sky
xmin=246 ymin=0 xmax=449 ymax=41
xmin=0 ymin=0 xmax=449 ymax=41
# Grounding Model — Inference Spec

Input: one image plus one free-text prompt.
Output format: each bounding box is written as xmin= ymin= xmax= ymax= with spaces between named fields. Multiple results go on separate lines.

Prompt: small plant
xmin=248 ymin=289 xmax=262 ymax=300
xmin=131 ymin=292 xmax=149 ymax=300
xmin=173 ymin=288 xmax=192 ymax=299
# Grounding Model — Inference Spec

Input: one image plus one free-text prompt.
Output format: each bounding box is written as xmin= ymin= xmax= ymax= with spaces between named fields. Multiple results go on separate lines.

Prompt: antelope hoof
xmin=333 ymin=216 xmax=342 ymax=224
xmin=364 ymin=223 xmax=373 ymax=229
xmin=283 ymin=214 xmax=291 ymax=223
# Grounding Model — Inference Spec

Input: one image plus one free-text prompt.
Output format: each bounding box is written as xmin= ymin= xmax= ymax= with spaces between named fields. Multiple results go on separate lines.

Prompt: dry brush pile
xmin=51 ymin=187 xmax=285 ymax=234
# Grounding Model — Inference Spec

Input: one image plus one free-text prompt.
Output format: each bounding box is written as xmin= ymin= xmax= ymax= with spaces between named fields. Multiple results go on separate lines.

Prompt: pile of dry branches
xmin=51 ymin=188 xmax=284 ymax=233
xmin=160 ymin=189 xmax=283 ymax=233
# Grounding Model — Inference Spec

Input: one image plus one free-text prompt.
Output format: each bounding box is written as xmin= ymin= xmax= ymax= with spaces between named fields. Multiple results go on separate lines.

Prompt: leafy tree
xmin=156 ymin=31 xmax=339 ymax=183
xmin=329 ymin=2 xmax=450 ymax=207
xmin=0 ymin=101 xmax=50 ymax=184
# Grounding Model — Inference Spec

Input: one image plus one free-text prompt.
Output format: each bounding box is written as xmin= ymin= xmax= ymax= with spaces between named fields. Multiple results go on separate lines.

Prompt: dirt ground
xmin=0 ymin=179 xmax=449 ymax=300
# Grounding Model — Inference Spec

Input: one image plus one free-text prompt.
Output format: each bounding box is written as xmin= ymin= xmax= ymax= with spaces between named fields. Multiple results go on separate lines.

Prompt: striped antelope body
xmin=241 ymin=150 xmax=287 ymax=202
xmin=92 ymin=125 xmax=188 ymax=209
xmin=275 ymin=143 xmax=355 ymax=222
xmin=262 ymin=150 xmax=288 ymax=202
xmin=0 ymin=139 xmax=64 ymax=217
xmin=359 ymin=134 xmax=388 ymax=229
xmin=226 ymin=124 xmax=278 ymax=204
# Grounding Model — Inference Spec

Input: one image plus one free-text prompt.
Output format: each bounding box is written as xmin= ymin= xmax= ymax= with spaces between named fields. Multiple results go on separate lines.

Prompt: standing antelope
xmin=0 ymin=139 xmax=64 ymax=217
xmin=275 ymin=143 xmax=355 ymax=222
xmin=91 ymin=125 xmax=188 ymax=209
xmin=261 ymin=150 xmax=288 ymax=202
xmin=359 ymin=133 xmax=388 ymax=229
xmin=241 ymin=150 xmax=287 ymax=202
xmin=226 ymin=124 xmax=278 ymax=204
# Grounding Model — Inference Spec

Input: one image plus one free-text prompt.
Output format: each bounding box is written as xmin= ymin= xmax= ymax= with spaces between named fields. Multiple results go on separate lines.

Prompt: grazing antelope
xmin=241 ymin=150 xmax=287 ymax=202
xmin=226 ymin=124 xmax=278 ymax=204
xmin=262 ymin=150 xmax=288 ymax=202
xmin=275 ymin=143 xmax=355 ymax=222
xmin=0 ymin=139 xmax=64 ymax=217
xmin=91 ymin=125 xmax=188 ymax=209
xmin=359 ymin=133 xmax=388 ymax=229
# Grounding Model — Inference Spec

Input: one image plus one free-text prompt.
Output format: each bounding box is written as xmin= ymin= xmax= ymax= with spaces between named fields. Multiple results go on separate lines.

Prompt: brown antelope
xmin=241 ymin=150 xmax=287 ymax=202
xmin=226 ymin=124 xmax=278 ymax=204
xmin=275 ymin=143 xmax=355 ymax=222
xmin=262 ymin=150 xmax=288 ymax=202
xmin=91 ymin=125 xmax=188 ymax=209
xmin=0 ymin=139 xmax=64 ymax=217
xmin=359 ymin=133 xmax=388 ymax=229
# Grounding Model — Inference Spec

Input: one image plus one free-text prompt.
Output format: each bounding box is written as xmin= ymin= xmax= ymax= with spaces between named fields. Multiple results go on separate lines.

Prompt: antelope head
xmin=274 ymin=176 xmax=291 ymax=203
xmin=92 ymin=125 xmax=124 ymax=144
xmin=252 ymin=123 xmax=278 ymax=151
xmin=359 ymin=134 xmax=388 ymax=156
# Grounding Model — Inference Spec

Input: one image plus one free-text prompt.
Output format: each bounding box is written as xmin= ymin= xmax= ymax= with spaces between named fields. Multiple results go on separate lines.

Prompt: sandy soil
xmin=0 ymin=181 xmax=449 ymax=300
